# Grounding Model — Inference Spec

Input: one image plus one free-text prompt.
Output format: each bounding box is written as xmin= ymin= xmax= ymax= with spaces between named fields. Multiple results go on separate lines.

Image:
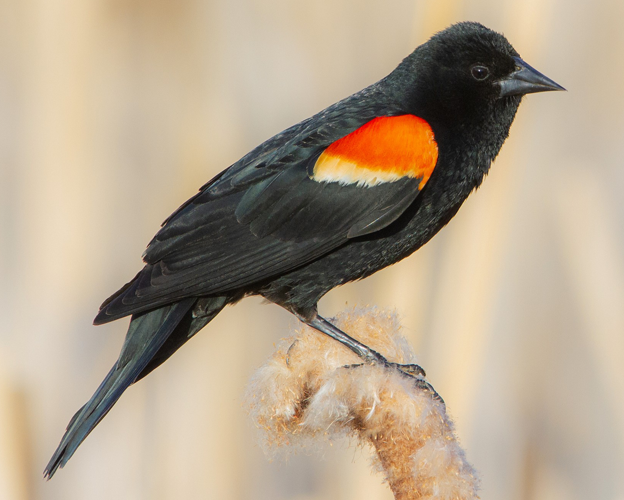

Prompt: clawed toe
xmin=389 ymin=362 xmax=426 ymax=378
xmin=341 ymin=359 xmax=443 ymax=404
xmin=410 ymin=377 xmax=444 ymax=404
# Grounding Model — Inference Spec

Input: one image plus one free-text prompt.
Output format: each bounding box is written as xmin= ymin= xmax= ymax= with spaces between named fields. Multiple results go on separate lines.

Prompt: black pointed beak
xmin=499 ymin=56 xmax=565 ymax=97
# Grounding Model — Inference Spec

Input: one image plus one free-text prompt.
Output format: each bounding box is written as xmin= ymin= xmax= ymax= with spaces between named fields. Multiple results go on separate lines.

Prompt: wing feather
xmin=95 ymin=100 xmax=437 ymax=324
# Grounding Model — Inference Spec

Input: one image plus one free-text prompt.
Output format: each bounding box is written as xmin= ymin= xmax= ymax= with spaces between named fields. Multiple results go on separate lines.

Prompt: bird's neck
xmin=433 ymin=97 xmax=521 ymax=190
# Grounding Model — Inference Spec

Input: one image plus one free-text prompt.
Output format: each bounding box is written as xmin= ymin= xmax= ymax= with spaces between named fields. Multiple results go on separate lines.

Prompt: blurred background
xmin=1 ymin=0 xmax=623 ymax=498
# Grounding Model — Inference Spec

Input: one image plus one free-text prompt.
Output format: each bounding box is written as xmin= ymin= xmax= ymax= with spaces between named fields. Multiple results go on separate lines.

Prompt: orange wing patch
xmin=312 ymin=115 xmax=438 ymax=189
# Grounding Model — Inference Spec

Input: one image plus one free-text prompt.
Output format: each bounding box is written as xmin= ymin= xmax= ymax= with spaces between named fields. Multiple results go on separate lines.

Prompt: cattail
xmin=245 ymin=306 xmax=479 ymax=500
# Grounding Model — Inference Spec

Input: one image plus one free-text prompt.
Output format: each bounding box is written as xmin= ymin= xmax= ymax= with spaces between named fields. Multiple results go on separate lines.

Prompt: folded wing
xmin=95 ymin=107 xmax=438 ymax=324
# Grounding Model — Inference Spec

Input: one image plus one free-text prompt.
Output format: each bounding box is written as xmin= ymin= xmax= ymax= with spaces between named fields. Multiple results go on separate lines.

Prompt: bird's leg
xmin=306 ymin=313 xmax=386 ymax=364
xmin=297 ymin=310 xmax=442 ymax=402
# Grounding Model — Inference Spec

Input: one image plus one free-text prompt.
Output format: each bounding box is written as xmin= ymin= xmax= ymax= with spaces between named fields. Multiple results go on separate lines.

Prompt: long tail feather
xmin=44 ymin=298 xmax=195 ymax=479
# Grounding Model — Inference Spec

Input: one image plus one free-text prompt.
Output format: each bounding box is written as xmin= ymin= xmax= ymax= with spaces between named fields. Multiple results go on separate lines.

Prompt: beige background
xmin=1 ymin=0 xmax=623 ymax=499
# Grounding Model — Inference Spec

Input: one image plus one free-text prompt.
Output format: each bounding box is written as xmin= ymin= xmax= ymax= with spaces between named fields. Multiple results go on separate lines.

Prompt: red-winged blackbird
xmin=45 ymin=21 xmax=563 ymax=478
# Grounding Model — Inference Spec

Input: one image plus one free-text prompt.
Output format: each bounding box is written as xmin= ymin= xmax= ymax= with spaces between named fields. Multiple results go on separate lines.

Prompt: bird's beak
xmin=499 ymin=56 xmax=566 ymax=97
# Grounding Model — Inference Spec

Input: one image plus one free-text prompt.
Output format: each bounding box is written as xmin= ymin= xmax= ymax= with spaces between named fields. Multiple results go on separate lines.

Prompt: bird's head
xmin=392 ymin=22 xmax=565 ymax=134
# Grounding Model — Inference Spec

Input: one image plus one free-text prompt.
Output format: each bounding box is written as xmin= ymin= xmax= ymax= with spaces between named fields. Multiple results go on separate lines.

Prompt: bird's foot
xmin=343 ymin=356 xmax=443 ymax=404
xmin=300 ymin=311 xmax=443 ymax=403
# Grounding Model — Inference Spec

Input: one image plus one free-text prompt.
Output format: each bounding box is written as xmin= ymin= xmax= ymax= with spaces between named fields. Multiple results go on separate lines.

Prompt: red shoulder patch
xmin=312 ymin=115 xmax=438 ymax=189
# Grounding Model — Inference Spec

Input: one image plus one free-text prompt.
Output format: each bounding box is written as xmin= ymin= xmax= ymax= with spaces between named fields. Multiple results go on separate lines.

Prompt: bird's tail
xmin=44 ymin=295 xmax=228 ymax=479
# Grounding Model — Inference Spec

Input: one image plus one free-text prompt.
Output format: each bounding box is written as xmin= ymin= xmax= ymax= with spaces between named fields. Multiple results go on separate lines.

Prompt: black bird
xmin=45 ymin=21 xmax=564 ymax=478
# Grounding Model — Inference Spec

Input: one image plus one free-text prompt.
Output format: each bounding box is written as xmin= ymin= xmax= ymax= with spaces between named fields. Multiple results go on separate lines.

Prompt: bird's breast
xmin=311 ymin=115 xmax=438 ymax=189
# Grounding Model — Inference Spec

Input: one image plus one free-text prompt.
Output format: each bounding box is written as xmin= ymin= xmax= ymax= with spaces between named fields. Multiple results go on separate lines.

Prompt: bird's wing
xmin=95 ymin=108 xmax=438 ymax=324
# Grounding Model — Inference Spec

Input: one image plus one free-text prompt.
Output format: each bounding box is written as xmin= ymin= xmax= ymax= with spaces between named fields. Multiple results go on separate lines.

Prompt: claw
xmin=341 ymin=363 xmax=365 ymax=370
xmin=409 ymin=377 xmax=444 ymax=404
xmin=341 ymin=360 xmax=444 ymax=405
xmin=388 ymin=363 xmax=444 ymax=404
xmin=389 ymin=362 xmax=426 ymax=378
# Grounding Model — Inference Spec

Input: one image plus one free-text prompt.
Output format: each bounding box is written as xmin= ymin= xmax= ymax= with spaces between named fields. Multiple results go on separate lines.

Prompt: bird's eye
xmin=470 ymin=65 xmax=490 ymax=81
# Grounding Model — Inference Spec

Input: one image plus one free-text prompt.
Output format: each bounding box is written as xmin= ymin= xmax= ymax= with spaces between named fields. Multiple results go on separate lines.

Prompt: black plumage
xmin=45 ymin=21 xmax=563 ymax=478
